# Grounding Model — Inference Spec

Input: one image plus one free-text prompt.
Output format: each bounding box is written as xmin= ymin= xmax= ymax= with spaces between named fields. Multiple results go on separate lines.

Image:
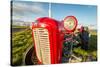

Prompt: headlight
xmin=63 ymin=16 xmax=78 ymax=33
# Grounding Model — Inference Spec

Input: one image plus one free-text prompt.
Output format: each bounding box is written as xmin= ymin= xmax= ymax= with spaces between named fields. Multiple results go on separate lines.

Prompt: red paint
xmin=32 ymin=16 xmax=78 ymax=64
xmin=32 ymin=17 xmax=64 ymax=64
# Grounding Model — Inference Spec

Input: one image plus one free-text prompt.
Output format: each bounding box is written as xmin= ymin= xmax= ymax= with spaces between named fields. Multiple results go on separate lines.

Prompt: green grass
xmin=12 ymin=25 xmax=28 ymax=28
xmin=12 ymin=29 xmax=33 ymax=65
xmin=73 ymin=30 xmax=97 ymax=61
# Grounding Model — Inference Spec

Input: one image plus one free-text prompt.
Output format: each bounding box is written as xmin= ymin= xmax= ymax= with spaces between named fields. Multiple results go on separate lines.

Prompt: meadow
xmin=11 ymin=28 xmax=33 ymax=65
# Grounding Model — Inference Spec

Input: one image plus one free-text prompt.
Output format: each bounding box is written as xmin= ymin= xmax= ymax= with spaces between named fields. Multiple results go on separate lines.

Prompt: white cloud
xmin=12 ymin=2 xmax=48 ymax=22
xmin=13 ymin=2 xmax=46 ymax=15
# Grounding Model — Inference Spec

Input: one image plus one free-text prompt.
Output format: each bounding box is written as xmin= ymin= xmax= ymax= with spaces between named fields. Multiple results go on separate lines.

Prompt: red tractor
xmin=24 ymin=16 xmax=82 ymax=65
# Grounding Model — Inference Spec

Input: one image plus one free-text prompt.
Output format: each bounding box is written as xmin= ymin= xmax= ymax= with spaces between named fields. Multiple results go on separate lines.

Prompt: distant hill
xmin=12 ymin=20 xmax=32 ymax=26
xmin=89 ymin=29 xmax=97 ymax=35
xmin=89 ymin=29 xmax=97 ymax=32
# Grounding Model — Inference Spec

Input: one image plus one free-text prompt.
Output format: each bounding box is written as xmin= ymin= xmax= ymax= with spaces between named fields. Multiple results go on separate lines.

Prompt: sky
xmin=12 ymin=1 xmax=97 ymax=29
xmin=12 ymin=1 xmax=49 ymax=22
xmin=51 ymin=3 xmax=97 ymax=29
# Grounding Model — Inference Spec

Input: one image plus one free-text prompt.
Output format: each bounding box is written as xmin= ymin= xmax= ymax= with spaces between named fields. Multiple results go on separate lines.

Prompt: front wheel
xmin=24 ymin=46 xmax=38 ymax=65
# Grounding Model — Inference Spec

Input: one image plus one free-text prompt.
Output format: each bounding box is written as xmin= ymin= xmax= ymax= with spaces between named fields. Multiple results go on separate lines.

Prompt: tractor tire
xmin=24 ymin=45 xmax=38 ymax=65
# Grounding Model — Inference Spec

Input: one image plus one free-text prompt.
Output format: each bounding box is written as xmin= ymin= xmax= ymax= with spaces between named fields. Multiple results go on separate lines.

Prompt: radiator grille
xmin=33 ymin=28 xmax=51 ymax=64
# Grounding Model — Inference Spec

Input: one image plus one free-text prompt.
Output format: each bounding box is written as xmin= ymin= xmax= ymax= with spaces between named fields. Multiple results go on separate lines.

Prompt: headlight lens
xmin=63 ymin=16 xmax=78 ymax=32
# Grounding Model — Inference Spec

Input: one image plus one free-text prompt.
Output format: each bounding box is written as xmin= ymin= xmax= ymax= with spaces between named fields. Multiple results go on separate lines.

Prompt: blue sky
xmin=51 ymin=3 xmax=97 ymax=27
xmin=12 ymin=1 xmax=97 ymax=29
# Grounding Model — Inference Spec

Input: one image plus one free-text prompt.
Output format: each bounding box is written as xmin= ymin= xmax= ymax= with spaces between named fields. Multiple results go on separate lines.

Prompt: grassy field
xmin=12 ymin=28 xmax=33 ymax=65
xmin=73 ymin=30 xmax=97 ymax=62
xmin=12 ymin=25 xmax=28 ymax=28
xmin=11 ymin=27 xmax=97 ymax=65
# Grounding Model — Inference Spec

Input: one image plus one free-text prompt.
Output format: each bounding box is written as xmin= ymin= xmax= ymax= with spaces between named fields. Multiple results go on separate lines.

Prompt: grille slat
xmin=33 ymin=28 xmax=51 ymax=64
